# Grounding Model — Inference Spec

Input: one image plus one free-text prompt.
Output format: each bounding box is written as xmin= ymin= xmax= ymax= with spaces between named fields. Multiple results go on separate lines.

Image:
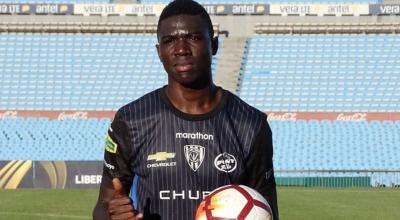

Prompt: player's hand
xmin=108 ymin=178 xmax=143 ymax=220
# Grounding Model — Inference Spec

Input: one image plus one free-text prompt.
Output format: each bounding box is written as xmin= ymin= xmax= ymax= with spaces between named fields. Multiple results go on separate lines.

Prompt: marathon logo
xmin=176 ymin=132 xmax=214 ymax=141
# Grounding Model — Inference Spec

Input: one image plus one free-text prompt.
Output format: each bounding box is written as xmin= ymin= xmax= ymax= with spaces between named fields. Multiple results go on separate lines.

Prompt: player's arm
xmin=240 ymin=118 xmax=279 ymax=220
xmin=93 ymin=112 xmax=142 ymax=220
xmin=93 ymin=175 xmax=142 ymax=220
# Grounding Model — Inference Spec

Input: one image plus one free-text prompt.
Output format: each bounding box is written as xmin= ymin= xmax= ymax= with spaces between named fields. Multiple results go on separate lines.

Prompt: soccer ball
xmin=195 ymin=185 xmax=273 ymax=220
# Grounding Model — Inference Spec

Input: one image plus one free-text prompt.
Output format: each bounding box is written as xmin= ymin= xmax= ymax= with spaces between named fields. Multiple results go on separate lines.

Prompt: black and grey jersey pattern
xmin=101 ymin=87 xmax=279 ymax=220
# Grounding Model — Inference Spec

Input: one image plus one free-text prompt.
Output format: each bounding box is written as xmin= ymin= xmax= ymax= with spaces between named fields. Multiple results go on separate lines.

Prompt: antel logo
xmin=214 ymin=153 xmax=237 ymax=173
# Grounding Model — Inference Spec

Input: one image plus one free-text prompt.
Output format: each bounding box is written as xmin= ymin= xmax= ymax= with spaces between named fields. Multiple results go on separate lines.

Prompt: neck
xmin=165 ymin=82 xmax=222 ymax=115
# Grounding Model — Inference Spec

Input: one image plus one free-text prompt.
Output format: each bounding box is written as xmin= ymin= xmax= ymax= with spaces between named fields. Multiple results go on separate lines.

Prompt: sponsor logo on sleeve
xmin=214 ymin=153 xmax=237 ymax=173
xmin=103 ymin=161 xmax=115 ymax=170
xmin=147 ymin=152 xmax=176 ymax=168
xmin=184 ymin=145 xmax=205 ymax=172
xmin=105 ymin=134 xmax=118 ymax=153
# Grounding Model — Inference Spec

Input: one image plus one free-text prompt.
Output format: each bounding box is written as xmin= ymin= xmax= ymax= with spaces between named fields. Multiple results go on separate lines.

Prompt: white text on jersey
xmin=159 ymin=190 xmax=211 ymax=200
xmin=175 ymin=132 xmax=214 ymax=140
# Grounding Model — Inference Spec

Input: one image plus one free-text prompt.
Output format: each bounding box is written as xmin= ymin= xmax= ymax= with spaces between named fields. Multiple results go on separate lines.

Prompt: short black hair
xmin=157 ymin=0 xmax=214 ymax=39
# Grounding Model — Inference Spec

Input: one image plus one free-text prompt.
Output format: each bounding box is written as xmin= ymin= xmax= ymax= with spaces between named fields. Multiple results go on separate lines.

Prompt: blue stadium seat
xmin=269 ymin=120 xmax=400 ymax=172
xmin=0 ymin=33 xmax=221 ymax=111
xmin=0 ymin=118 xmax=110 ymax=160
xmin=1 ymin=118 xmax=398 ymax=171
xmin=238 ymin=35 xmax=400 ymax=112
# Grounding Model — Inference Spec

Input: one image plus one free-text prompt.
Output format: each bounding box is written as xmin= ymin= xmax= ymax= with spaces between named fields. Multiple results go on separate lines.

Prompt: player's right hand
xmin=108 ymin=178 xmax=144 ymax=220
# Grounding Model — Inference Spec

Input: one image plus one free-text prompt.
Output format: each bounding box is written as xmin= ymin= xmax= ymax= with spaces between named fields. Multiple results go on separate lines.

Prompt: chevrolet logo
xmin=147 ymin=152 xmax=175 ymax=162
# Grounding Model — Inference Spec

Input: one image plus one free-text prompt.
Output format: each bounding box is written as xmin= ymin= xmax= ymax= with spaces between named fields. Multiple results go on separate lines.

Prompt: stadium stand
xmin=140 ymin=0 xmax=380 ymax=3
xmin=0 ymin=33 xmax=220 ymax=111
xmin=271 ymin=119 xmax=400 ymax=187
xmin=0 ymin=1 xmax=399 ymax=189
xmin=0 ymin=117 xmax=109 ymax=160
xmin=1 ymin=118 xmax=398 ymax=185
xmin=0 ymin=0 xmax=109 ymax=3
xmin=238 ymin=35 xmax=400 ymax=112
xmin=1 ymin=118 xmax=398 ymax=168
xmin=270 ymin=120 xmax=400 ymax=171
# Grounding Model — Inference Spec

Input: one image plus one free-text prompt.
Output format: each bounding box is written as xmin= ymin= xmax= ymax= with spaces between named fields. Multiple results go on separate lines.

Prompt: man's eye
xmin=162 ymin=38 xmax=174 ymax=44
xmin=189 ymin=35 xmax=201 ymax=41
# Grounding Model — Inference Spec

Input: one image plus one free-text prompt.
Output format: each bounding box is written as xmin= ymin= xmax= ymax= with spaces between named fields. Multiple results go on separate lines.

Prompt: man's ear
xmin=211 ymin=36 xmax=218 ymax=56
xmin=156 ymin=44 xmax=163 ymax=62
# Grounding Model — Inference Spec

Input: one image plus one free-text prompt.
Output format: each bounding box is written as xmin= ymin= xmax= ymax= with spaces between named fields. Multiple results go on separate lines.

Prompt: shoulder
xmin=115 ymin=88 xmax=163 ymax=121
xmin=225 ymin=90 xmax=267 ymax=124
xmin=221 ymin=90 xmax=271 ymax=155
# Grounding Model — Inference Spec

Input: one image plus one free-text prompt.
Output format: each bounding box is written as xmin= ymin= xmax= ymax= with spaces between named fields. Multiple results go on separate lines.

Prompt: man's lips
xmin=175 ymin=63 xmax=193 ymax=72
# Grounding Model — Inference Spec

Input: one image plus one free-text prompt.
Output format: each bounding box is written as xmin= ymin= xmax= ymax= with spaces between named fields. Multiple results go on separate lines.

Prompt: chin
xmin=180 ymin=78 xmax=210 ymax=89
xmin=171 ymin=71 xmax=197 ymax=83
xmin=177 ymin=78 xmax=198 ymax=87
xmin=168 ymin=70 xmax=211 ymax=89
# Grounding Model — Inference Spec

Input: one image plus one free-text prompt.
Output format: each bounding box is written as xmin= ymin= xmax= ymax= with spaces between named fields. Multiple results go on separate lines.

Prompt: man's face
xmin=156 ymin=14 xmax=217 ymax=88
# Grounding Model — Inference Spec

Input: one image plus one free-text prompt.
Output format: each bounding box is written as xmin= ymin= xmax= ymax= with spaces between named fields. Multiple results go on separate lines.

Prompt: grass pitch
xmin=0 ymin=187 xmax=398 ymax=220
xmin=0 ymin=189 xmax=97 ymax=220
xmin=278 ymin=187 xmax=399 ymax=220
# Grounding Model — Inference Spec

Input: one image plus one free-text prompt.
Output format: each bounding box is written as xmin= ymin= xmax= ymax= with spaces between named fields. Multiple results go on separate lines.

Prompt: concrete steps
xmin=214 ymin=36 xmax=247 ymax=94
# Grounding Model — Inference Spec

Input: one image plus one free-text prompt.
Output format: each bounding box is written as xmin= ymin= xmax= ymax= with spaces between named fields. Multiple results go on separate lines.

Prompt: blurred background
xmin=0 ymin=0 xmax=399 ymax=219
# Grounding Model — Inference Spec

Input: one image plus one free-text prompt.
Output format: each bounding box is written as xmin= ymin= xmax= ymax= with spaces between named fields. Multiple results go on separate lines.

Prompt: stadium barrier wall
xmin=275 ymin=170 xmax=400 ymax=188
xmin=0 ymin=160 xmax=103 ymax=189
xmin=1 ymin=160 xmax=399 ymax=189
xmin=0 ymin=110 xmax=115 ymax=120
xmin=0 ymin=4 xmax=73 ymax=15
xmin=1 ymin=112 xmax=398 ymax=189
xmin=269 ymin=4 xmax=369 ymax=16
xmin=2 ymin=4 xmax=400 ymax=16
xmin=2 ymin=110 xmax=400 ymax=121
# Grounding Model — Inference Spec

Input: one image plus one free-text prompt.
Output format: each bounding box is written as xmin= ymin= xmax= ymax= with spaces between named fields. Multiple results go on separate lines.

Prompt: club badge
xmin=184 ymin=145 xmax=205 ymax=172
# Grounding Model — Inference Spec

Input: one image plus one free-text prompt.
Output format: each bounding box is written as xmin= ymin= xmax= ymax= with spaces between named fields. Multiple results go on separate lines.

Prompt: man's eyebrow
xmin=160 ymin=35 xmax=173 ymax=40
xmin=161 ymin=31 xmax=203 ymax=38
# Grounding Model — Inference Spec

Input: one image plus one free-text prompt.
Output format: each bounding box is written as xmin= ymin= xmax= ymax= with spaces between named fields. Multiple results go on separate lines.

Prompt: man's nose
xmin=174 ymin=39 xmax=191 ymax=56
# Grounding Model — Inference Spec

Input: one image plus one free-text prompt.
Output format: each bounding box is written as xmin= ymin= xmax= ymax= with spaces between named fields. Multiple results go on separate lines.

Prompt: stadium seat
xmin=0 ymin=33 xmax=221 ymax=111
xmin=238 ymin=35 xmax=400 ymax=112
xmin=1 ymin=118 xmax=398 ymax=172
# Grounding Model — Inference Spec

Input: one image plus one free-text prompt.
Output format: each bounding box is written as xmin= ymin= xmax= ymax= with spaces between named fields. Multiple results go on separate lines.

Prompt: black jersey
xmin=102 ymin=87 xmax=279 ymax=220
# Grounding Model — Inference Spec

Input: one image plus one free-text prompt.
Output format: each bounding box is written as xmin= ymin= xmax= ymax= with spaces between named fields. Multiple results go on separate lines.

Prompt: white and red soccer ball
xmin=195 ymin=185 xmax=273 ymax=220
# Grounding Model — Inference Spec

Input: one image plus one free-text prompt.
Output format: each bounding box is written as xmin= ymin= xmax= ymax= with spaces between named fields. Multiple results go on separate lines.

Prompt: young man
xmin=93 ymin=1 xmax=279 ymax=219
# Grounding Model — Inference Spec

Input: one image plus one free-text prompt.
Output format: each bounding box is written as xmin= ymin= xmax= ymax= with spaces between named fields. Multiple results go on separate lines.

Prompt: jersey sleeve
xmin=240 ymin=118 xmax=279 ymax=220
xmin=102 ymin=111 xmax=134 ymax=191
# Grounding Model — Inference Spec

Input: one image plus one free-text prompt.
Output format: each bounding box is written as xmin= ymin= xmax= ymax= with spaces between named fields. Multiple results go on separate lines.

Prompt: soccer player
xmin=93 ymin=0 xmax=279 ymax=219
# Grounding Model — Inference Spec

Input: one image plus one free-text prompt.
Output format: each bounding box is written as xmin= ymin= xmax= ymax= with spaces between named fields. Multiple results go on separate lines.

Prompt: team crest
xmin=184 ymin=145 xmax=205 ymax=172
xmin=214 ymin=153 xmax=237 ymax=173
